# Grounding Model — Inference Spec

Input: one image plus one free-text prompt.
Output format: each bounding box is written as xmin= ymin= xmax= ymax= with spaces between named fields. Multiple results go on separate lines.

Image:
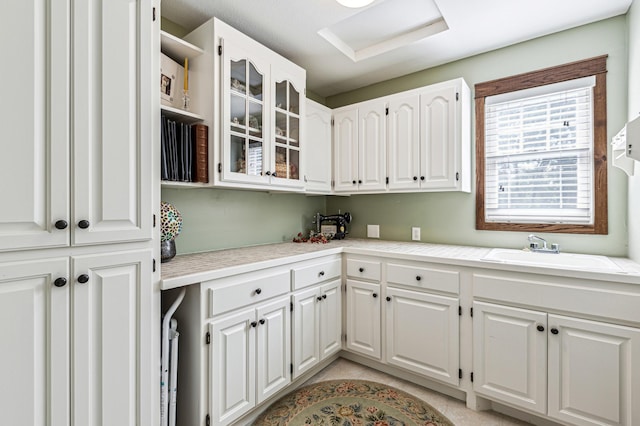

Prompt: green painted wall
xmin=627 ymin=2 xmax=640 ymax=262
xmin=326 ymin=16 xmax=630 ymax=256
xmin=162 ymin=188 xmax=326 ymax=254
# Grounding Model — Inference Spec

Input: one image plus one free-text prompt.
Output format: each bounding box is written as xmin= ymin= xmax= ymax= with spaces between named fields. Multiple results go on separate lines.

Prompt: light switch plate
xmin=412 ymin=227 xmax=421 ymax=241
xmin=367 ymin=224 xmax=380 ymax=238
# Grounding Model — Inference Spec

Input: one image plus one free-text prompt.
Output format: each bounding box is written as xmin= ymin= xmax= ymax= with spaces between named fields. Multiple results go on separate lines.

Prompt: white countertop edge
xmin=160 ymin=241 xmax=640 ymax=290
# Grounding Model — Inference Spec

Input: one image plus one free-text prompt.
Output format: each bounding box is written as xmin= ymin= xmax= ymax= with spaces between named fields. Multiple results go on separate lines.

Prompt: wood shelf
xmin=160 ymin=30 xmax=204 ymax=62
xmin=161 ymin=105 xmax=204 ymax=123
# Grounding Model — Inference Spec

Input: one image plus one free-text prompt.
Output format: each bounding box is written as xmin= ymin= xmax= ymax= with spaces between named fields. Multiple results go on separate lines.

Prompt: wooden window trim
xmin=475 ymin=55 xmax=608 ymax=234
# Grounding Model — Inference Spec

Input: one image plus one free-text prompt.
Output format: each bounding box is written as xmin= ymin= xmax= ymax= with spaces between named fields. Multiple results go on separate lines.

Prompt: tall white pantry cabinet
xmin=0 ymin=0 xmax=160 ymax=425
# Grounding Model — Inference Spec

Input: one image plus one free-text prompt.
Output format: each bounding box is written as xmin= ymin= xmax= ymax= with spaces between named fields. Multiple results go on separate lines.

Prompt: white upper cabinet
xmin=305 ymin=100 xmax=333 ymax=193
xmin=0 ymin=0 xmax=153 ymax=252
xmin=333 ymin=78 xmax=471 ymax=195
xmin=186 ymin=18 xmax=306 ymax=192
xmin=333 ymin=101 xmax=386 ymax=193
xmin=333 ymin=107 xmax=359 ymax=192
xmin=387 ymin=95 xmax=421 ymax=190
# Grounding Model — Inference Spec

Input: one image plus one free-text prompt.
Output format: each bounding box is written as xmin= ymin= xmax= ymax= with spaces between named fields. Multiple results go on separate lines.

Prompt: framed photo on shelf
xmin=160 ymin=53 xmax=178 ymax=106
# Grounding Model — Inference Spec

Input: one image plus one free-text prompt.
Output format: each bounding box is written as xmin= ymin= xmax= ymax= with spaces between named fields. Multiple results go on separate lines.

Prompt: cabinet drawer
xmin=387 ymin=263 xmax=459 ymax=294
xmin=292 ymin=258 xmax=341 ymax=290
xmin=346 ymin=258 xmax=381 ymax=281
xmin=207 ymin=270 xmax=290 ymax=317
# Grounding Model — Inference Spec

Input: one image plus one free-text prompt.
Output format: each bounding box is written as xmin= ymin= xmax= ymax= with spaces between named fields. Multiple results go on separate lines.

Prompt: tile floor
xmin=303 ymin=358 xmax=531 ymax=426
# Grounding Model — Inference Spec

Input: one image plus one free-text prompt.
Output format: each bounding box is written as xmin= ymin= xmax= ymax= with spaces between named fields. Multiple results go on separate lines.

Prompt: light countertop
xmin=160 ymin=239 xmax=640 ymax=290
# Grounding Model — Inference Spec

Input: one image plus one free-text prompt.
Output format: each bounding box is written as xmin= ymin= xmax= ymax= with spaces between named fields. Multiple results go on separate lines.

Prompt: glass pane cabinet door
xmin=225 ymin=51 xmax=267 ymax=183
xmin=273 ymin=80 xmax=301 ymax=183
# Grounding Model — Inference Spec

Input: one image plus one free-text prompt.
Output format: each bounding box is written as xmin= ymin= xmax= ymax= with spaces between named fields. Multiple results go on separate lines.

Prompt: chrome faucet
xmin=528 ymin=234 xmax=560 ymax=253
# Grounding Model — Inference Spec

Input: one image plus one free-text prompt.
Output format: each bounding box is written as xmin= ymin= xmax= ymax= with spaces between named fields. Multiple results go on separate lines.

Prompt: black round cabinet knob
xmin=54 ymin=220 xmax=68 ymax=230
xmin=358 ymin=180 xmax=362 ymax=184
xmin=322 ymin=294 xmax=327 ymax=299
xmin=386 ymin=296 xmax=391 ymax=302
xmin=416 ymin=276 xmax=422 ymax=281
xmin=372 ymin=293 xmax=378 ymax=298
xmin=272 ymin=172 xmax=277 ymax=177
xmin=255 ymin=288 xmax=262 ymax=295
xmin=265 ymin=171 xmax=271 ymax=176
xmin=413 ymin=176 xmax=418 ymax=181
xmin=359 ymin=267 xmax=364 ymax=273
xmin=251 ymin=321 xmax=258 ymax=328
xmin=54 ymin=277 xmax=67 ymax=287
xmin=77 ymin=274 xmax=89 ymax=284
xmin=259 ymin=319 xmax=265 ymax=325
xmin=550 ymin=328 xmax=559 ymax=335
xmin=78 ymin=220 xmax=90 ymax=229
xmin=317 ymin=296 xmax=323 ymax=302
xmin=352 ymin=180 xmax=357 ymax=184
xmin=319 ymin=271 xmax=325 ymax=276
xmin=537 ymin=325 xmax=545 ymax=332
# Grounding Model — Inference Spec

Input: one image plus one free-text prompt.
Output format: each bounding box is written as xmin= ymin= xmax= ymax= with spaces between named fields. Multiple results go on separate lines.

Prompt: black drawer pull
xmin=322 ymin=294 xmax=327 ymax=299
xmin=77 ymin=274 xmax=89 ymax=284
xmin=55 ymin=220 xmax=68 ymax=230
xmin=386 ymin=296 xmax=391 ymax=301
xmin=259 ymin=319 xmax=265 ymax=325
xmin=416 ymin=276 xmax=422 ymax=281
xmin=537 ymin=325 xmax=545 ymax=332
xmin=251 ymin=321 xmax=258 ymax=328
xmin=317 ymin=296 xmax=323 ymax=302
xmin=550 ymin=328 xmax=559 ymax=335
xmin=319 ymin=271 xmax=325 ymax=276
xmin=78 ymin=220 xmax=90 ymax=229
xmin=359 ymin=267 xmax=364 ymax=273
xmin=54 ymin=277 xmax=67 ymax=287
xmin=372 ymin=293 xmax=378 ymax=298
xmin=255 ymin=288 xmax=262 ymax=295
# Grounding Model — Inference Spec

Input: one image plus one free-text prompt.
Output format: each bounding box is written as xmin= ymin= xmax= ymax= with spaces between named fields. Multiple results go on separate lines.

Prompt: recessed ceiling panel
xmin=319 ymin=0 xmax=448 ymax=62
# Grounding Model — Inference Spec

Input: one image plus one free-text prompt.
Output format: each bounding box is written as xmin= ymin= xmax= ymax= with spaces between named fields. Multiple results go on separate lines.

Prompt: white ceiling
xmin=161 ymin=0 xmax=633 ymax=98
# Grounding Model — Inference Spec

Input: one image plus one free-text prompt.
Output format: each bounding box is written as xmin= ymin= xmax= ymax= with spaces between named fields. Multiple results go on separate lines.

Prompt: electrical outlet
xmin=367 ymin=224 xmax=380 ymax=238
xmin=411 ymin=227 xmax=421 ymax=241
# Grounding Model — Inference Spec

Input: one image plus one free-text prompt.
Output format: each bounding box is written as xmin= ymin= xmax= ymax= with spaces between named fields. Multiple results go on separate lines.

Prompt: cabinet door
xmin=305 ymin=100 xmax=333 ymax=193
xmin=72 ymin=0 xmax=153 ymax=245
xmin=71 ymin=250 xmax=153 ymax=426
xmin=386 ymin=287 xmax=459 ymax=385
xmin=271 ymin=72 xmax=304 ymax=188
xmin=388 ymin=95 xmax=421 ymax=190
xmin=320 ymin=279 xmax=343 ymax=359
xmin=358 ymin=101 xmax=387 ymax=191
xmin=548 ymin=314 xmax=640 ymax=426
xmin=256 ymin=296 xmax=291 ymax=403
xmin=292 ymin=286 xmax=320 ymax=378
xmin=210 ymin=308 xmax=256 ymax=426
xmin=333 ymin=108 xmax=359 ymax=192
xmin=0 ymin=258 xmax=69 ymax=426
xmin=0 ymin=0 xmax=70 ymax=251
xmin=221 ymin=36 xmax=271 ymax=186
xmin=473 ymin=301 xmax=547 ymax=414
xmin=345 ymin=279 xmax=381 ymax=359
xmin=420 ymin=84 xmax=457 ymax=190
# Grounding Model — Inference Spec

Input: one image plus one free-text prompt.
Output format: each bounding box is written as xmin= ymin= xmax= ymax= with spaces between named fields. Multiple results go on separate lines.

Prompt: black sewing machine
xmin=314 ymin=212 xmax=352 ymax=240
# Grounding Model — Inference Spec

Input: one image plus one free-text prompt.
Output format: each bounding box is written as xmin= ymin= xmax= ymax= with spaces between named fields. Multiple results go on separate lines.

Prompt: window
xmin=475 ymin=56 xmax=608 ymax=234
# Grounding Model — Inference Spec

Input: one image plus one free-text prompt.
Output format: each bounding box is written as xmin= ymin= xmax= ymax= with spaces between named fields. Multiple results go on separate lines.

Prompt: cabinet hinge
xmin=218 ymin=45 xmax=223 ymax=56
xmin=290 ymin=302 xmax=294 ymax=312
xmin=456 ymin=172 xmax=460 ymax=181
xmin=456 ymin=92 xmax=459 ymax=101
xmin=206 ymin=331 xmax=211 ymax=345
xmin=471 ymin=372 xmax=474 ymax=382
xmin=385 ymin=107 xmax=389 ymax=115
xmin=206 ymin=414 xmax=211 ymax=426
xmin=152 ymin=7 xmax=156 ymax=21
xmin=385 ymin=177 xmax=389 ymax=185
xmin=470 ymin=307 xmax=473 ymax=317
xmin=153 ymin=214 xmax=156 ymax=228
xmin=290 ymin=363 xmax=294 ymax=374
xmin=459 ymin=369 xmax=462 ymax=379
xmin=218 ymin=162 xmax=222 ymax=173
xmin=331 ymin=118 xmax=334 ymax=126
xmin=153 ymin=259 xmax=156 ymax=272
xmin=458 ymin=306 xmax=462 ymax=316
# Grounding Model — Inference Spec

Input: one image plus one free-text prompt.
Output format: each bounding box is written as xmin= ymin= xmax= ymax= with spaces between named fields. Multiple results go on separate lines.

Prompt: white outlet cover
xmin=367 ymin=224 xmax=380 ymax=238
xmin=412 ymin=227 xmax=421 ymax=241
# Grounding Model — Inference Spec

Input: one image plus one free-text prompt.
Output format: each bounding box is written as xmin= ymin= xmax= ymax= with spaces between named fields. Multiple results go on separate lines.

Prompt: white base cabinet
xmin=385 ymin=286 xmax=459 ymax=386
xmin=473 ymin=300 xmax=640 ymax=425
xmin=292 ymin=279 xmax=342 ymax=378
xmin=0 ymin=250 xmax=153 ymax=426
xmin=210 ymin=296 xmax=290 ymax=426
xmin=345 ymin=279 xmax=382 ymax=359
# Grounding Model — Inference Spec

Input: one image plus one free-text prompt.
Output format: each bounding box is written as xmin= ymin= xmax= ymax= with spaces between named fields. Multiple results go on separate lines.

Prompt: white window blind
xmin=484 ymin=77 xmax=595 ymax=224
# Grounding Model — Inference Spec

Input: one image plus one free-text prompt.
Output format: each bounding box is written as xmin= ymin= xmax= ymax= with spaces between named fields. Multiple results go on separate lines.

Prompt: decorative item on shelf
xmin=160 ymin=201 xmax=183 ymax=263
xmin=182 ymin=57 xmax=190 ymax=110
xmin=160 ymin=53 xmax=178 ymax=106
xmin=275 ymin=126 xmax=285 ymax=137
xmin=231 ymin=78 xmax=246 ymax=92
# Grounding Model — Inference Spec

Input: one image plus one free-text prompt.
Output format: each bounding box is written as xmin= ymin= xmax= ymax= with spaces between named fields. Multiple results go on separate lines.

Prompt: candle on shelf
xmin=183 ymin=57 xmax=189 ymax=91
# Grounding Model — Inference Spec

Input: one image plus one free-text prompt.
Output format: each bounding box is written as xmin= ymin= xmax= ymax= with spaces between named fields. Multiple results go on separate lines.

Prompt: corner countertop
xmin=160 ymin=239 xmax=640 ymax=290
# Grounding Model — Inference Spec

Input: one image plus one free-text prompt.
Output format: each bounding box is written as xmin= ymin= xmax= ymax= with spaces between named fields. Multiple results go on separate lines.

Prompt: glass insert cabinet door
xmin=222 ymin=43 xmax=269 ymax=184
xmin=273 ymin=79 xmax=301 ymax=183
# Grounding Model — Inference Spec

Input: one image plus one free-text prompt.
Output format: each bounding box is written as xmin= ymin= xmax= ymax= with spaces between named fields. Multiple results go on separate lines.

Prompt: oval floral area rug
xmin=253 ymin=379 xmax=455 ymax=426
